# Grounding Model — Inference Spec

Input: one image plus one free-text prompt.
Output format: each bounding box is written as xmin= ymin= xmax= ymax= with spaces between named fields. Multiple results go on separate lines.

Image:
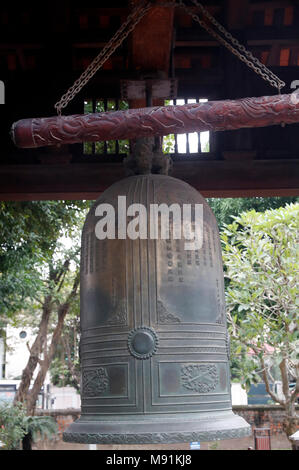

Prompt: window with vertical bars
xmin=163 ymin=99 xmax=210 ymax=155
xmin=83 ymin=99 xmax=130 ymax=155
xmin=83 ymin=97 xmax=210 ymax=156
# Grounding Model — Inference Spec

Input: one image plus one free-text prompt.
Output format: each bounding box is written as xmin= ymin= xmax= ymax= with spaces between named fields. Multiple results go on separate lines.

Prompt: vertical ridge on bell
xmin=126 ymin=178 xmax=134 ymax=330
xmin=139 ymin=176 xmax=145 ymax=328
xmin=145 ymin=176 xmax=151 ymax=329
xmin=152 ymin=177 xmax=159 ymax=327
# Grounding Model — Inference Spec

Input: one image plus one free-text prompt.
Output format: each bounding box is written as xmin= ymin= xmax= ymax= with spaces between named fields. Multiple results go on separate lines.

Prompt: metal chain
xmin=55 ymin=0 xmax=285 ymax=114
xmin=54 ymin=1 xmax=152 ymax=115
xmin=178 ymin=0 xmax=285 ymax=92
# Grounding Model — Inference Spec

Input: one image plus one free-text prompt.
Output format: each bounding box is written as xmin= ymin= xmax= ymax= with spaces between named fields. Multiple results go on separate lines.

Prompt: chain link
xmin=55 ymin=0 xmax=285 ymax=114
xmin=54 ymin=1 xmax=152 ymax=115
xmin=179 ymin=0 xmax=285 ymax=92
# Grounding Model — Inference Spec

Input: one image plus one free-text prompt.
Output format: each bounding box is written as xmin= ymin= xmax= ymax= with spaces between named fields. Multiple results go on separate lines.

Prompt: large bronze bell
xmin=63 ymin=173 xmax=251 ymax=444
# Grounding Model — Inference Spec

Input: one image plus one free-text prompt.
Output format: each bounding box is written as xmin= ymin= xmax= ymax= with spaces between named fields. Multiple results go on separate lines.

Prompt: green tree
xmin=12 ymin=236 xmax=83 ymax=414
xmin=83 ymin=99 xmax=129 ymax=155
xmin=0 ymin=401 xmax=57 ymax=450
xmin=207 ymin=196 xmax=298 ymax=229
xmin=14 ymin=257 xmax=81 ymax=415
xmin=0 ymin=201 xmax=88 ymax=319
xmin=222 ymin=203 xmax=299 ymax=448
xmin=0 ymin=201 xmax=89 ymax=414
xmin=49 ymin=308 xmax=81 ymax=392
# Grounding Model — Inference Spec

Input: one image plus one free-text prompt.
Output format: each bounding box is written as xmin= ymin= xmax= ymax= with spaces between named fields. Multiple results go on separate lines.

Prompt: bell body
xmin=63 ymin=174 xmax=251 ymax=444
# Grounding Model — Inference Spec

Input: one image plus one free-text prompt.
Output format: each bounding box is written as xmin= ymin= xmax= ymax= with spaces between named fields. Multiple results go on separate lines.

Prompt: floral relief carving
xmin=181 ymin=364 xmax=219 ymax=393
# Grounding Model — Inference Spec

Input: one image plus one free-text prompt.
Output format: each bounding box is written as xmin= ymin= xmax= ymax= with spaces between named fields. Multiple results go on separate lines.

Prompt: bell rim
xmin=63 ymin=412 xmax=251 ymax=444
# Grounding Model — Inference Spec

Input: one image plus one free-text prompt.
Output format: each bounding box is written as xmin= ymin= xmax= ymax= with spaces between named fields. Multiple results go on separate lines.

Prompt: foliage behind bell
xmin=63 ymin=174 xmax=251 ymax=444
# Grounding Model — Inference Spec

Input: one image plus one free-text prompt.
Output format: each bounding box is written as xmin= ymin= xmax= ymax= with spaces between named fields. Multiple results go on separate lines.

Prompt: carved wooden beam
xmin=11 ymin=93 xmax=299 ymax=149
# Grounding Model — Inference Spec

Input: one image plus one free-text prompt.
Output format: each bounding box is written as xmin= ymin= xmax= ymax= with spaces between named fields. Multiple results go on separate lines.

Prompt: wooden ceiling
xmin=0 ymin=0 xmax=298 ymax=200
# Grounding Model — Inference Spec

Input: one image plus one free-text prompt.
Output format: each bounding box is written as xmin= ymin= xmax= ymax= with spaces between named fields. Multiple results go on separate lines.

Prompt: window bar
xmin=92 ymin=98 xmax=96 ymax=155
xmin=210 ymin=131 xmax=213 ymax=154
xmin=174 ymin=99 xmax=178 ymax=154
xmin=197 ymin=131 xmax=201 ymax=153
xmin=185 ymin=100 xmax=190 ymax=154
xmin=186 ymin=133 xmax=190 ymax=154
xmin=197 ymin=98 xmax=202 ymax=153
xmin=115 ymin=99 xmax=119 ymax=155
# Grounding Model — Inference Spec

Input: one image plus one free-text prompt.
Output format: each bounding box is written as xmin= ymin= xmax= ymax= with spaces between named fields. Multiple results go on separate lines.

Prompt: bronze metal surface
xmin=63 ymin=174 xmax=251 ymax=444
